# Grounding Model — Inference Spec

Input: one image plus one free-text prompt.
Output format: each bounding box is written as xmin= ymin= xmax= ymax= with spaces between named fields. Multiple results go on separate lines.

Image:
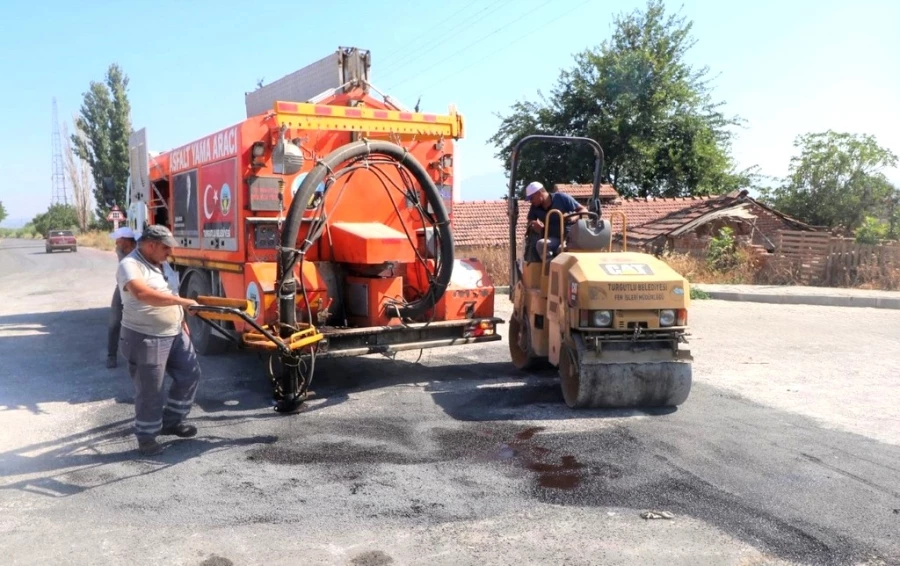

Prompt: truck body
xmin=126 ymin=47 xmax=502 ymax=411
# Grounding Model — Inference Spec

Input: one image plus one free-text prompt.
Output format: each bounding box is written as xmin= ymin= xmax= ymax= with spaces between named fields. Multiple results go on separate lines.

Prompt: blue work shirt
xmin=527 ymin=192 xmax=581 ymax=239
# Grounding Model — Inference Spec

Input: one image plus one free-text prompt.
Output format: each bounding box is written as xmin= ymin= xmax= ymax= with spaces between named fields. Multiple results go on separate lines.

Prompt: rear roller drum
xmin=559 ymin=342 xmax=692 ymax=409
xmin=508 ymin=314 xmax=542 ymax=371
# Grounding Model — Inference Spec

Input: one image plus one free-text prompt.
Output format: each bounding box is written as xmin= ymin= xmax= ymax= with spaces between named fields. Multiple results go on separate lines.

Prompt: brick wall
xmin=750 ymin=206 xmax=800 ymax=250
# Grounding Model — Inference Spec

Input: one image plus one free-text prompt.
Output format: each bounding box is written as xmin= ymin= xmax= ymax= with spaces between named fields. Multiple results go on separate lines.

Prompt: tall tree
xmin=489 ymin=0 xmax=754 ymax=199
xmin=32 ymin=204 xmax=80 ymax=237
xmin=71 ymin=63 xmax=132 ymax=224
xmin=0 ymin=201 xmax=7 ymax=226
xmin=759 ymin=131 xmax=899 ymax=232
xmin=62 ymin=117 xmax=95 ymax=231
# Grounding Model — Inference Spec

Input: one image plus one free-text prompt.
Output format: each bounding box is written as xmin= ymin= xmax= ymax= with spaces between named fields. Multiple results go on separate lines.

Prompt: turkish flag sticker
xmin=200 ymin=158 xmax=237 ymax=240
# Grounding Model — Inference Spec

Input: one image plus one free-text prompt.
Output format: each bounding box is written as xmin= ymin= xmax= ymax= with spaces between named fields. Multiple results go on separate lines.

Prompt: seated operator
xmin=525 ymin=181 xmax=588 ymax=258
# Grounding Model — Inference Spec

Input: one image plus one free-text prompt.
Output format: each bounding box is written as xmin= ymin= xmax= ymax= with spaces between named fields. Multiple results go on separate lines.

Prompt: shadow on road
xmin=0 ymin=415 xmax=277 ymax=498
xmin=0 ymin=304 xmax=674 ymax=424
xmin=0 ymin=307 xmax=280 ymax=415
xmin=295 ymin=355 xmax=678 ymax=422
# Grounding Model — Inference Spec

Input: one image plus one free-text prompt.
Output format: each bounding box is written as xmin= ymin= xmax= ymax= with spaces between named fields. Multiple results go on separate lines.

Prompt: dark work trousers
xmin=119 ymin=326 xmax=202 ymax=441
xmin=107 ymin=287 xmax=123 ymax=359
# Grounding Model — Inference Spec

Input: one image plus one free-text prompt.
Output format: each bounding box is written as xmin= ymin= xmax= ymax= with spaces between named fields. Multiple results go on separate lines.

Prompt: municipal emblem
xmin=219 ymin=183 xmax=232 ymax=215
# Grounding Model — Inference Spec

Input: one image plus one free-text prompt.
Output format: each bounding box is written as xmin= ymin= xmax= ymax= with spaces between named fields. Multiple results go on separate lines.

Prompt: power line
xmin=377 ymin=0 xmax=483 ymax=63
xmin=375 ymin=0 xmax=517 ymax=82
xmin=386 ymin=0 xmax=557 ymax=93
xmin=376 ymin=0 xmax=512 ymax=79
xmin=390 ymin=0 xmax=593 ymax=96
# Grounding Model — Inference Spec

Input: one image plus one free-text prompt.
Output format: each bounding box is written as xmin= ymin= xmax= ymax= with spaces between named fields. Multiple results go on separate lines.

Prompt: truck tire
xmin=183 ymin=270 xmax=231 ymax=356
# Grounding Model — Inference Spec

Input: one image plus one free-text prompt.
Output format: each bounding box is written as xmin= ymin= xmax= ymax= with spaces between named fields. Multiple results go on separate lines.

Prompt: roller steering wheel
xmin=564 ymin=211 xmax=599 ymax=223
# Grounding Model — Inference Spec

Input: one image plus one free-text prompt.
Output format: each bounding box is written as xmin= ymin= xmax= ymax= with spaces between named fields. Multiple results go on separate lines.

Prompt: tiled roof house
xmin=450 ymin=184 xmax=816 ymax=253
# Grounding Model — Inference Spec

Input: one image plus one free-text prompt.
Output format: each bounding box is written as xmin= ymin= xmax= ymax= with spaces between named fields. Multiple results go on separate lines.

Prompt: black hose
xmin=279 ymin=140 xmax=455 ymax=327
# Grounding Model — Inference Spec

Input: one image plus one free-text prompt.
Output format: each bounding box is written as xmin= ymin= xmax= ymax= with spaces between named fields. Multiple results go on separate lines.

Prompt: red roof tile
xmin=553 ymin=183 xmax=619 ymax=200
xmin=450 ymin=200 xmax=528 ymax=247
xmin=452 ymin=194 xmax=725 ymax=247
xmin=601 ymin=195 xmax=721 ymax=230
xmin=622 ymin=197 xmax=743 ymax=244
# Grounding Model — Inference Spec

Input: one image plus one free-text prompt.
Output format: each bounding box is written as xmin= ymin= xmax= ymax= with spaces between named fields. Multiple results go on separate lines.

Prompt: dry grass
xmin=658 ymin=248 xmax=764 ymax=285
xmin=76 ymin=230 xmax=116 ymax=252
xmin=459 ymin=244 xmax=766 ymax=287
xmin=459 ymin=245 xmax=510 ymax=286
xmin=846 ymin=262 xmax=900 ymax=291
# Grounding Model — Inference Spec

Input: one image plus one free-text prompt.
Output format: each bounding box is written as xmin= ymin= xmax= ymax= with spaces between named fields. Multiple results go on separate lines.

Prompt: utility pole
xmin=51 ymin=97 xmax=70 ymax=206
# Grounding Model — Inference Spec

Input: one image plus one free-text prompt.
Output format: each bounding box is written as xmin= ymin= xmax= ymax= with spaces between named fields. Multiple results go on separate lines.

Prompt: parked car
xmin=46 ymin=229 xmax=77 ymax=253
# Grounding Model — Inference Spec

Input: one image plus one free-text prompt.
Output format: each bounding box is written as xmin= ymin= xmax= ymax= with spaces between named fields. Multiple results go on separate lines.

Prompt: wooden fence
xmin=773 ymin=230 xmax=900 ymax=286
xmin=825 ymin=237 xmax=900 ymax=287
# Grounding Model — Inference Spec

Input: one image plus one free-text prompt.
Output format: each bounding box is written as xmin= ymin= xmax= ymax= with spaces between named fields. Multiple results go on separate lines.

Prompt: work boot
xmin=106 ymin=356 xmax=117 ymax=368
xmin=160 ymin=422 xmax=197 ymax=438
xmin=138 ymin=438 xmax=165 ymax=456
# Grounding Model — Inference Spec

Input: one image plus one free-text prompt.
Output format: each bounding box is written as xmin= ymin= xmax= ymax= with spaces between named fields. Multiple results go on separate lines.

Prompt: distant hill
xmin=0 ymin=218 xmax=30 ymax=229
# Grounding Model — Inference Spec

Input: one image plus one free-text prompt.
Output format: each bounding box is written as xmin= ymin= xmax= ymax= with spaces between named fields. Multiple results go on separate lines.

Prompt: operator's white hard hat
xmin=525 ymin=181 xmax=544 ymax=198
xmin=109 ymin=226 xmax=136 ymax=240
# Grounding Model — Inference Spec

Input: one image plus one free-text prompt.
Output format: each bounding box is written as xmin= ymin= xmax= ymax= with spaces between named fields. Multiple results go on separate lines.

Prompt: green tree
xmin=32 ymin=204 xmax=80 ymax=237
xmin=759 ymin=131 xmax=899 ymax=232
xmin=70 ymin=63 xmax=132 ymax=225
xmin=0 ymin=200 xmax=7 ymax=226
xmin=884 ymin=186 xmax=899 ymax=240
xmin=489 ymin=0 xmax=754 ymax=199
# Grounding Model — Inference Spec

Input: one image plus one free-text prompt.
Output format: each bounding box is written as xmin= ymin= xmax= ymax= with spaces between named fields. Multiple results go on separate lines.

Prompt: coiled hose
xmin=278 ymin=139 xmax=455 ymax=328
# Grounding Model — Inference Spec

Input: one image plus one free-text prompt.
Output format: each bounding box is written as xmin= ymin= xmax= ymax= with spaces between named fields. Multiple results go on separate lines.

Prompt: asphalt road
xmin=1 ymin=238 xmax=898 ymax=566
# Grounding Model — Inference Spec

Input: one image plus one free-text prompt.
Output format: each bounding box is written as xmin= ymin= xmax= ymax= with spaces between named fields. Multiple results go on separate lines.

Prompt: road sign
xmin=107 ymin=205 xmax=125 ymax=229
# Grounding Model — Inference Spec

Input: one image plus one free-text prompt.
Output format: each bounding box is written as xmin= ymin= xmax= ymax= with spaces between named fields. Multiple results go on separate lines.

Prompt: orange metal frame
xmin=147 ymin=89 xmax=461 ymax=331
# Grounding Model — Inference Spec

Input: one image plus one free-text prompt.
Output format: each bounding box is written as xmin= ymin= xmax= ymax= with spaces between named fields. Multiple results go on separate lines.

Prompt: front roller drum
xmin=558 ymin=343 xmax=692 ymax=409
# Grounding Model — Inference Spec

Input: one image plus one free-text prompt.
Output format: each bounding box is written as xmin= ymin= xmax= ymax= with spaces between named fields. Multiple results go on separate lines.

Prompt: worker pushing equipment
xmin=117 ymin=225 xmax=203 ymax=456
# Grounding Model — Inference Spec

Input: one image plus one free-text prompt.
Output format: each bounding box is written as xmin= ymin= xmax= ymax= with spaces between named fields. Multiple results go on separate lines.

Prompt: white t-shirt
xmin=116 ymin=250 xmax=184 ymax=337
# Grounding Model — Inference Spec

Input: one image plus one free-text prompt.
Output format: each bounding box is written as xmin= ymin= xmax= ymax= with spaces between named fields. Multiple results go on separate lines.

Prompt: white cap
xmin=525 ymin=181 xmax=544 ymax=198
xmin=109 ymin=226 xmax=136 ymax=240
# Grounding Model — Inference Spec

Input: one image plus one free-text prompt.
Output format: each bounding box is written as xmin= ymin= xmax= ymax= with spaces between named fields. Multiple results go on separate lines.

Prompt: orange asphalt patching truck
xmin=125 ymin=47 xmax=503 ymax=412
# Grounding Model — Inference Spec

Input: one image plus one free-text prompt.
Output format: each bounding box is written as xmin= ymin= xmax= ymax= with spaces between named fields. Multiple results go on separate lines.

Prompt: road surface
xmin=1 ymin=238 xmax=898 ymax=566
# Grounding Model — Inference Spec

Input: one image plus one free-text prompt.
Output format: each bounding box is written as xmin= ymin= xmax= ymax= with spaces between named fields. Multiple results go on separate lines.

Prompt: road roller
xmin=506 ymin=135 xmax=693 ymax=409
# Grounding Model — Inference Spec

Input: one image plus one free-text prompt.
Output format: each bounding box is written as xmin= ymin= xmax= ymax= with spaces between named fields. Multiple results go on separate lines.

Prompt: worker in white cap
xmin=107 ymin=226 xmax=137 ymax=368
xmin=524 ymin=181 xmax=587 ymax=258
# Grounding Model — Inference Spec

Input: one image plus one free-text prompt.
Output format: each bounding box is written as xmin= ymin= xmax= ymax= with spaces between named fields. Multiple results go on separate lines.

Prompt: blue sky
xmin=1 ymin=0 xmax=898 ymax=225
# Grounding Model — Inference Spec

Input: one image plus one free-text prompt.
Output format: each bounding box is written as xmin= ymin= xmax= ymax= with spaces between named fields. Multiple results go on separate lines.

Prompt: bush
xmin=706 ymin=226 xmax=738 ymax=271
xmin=690 ymin=287 xmax=711 ymax=300
xmin=855 ymin=216 xmax=888 ymax=245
